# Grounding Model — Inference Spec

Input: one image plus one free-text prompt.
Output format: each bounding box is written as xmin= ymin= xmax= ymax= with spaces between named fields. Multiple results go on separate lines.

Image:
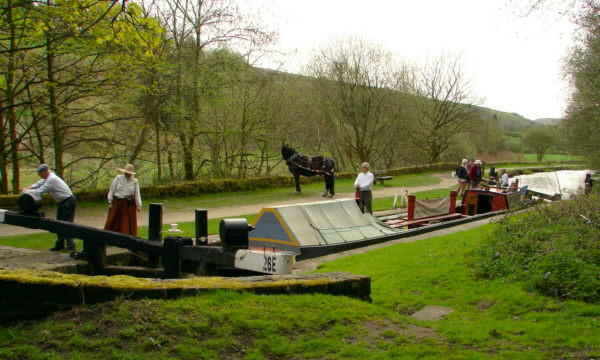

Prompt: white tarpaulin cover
xmin=414 ymin=196 xmax=451 ymax=219
xmin=514 ymin=170 xmax=592 ymax=200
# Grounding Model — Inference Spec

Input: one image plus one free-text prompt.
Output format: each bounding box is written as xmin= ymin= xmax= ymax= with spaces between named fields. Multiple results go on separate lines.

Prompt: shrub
xmin=469 ymin=193 xmax=600 ymax=302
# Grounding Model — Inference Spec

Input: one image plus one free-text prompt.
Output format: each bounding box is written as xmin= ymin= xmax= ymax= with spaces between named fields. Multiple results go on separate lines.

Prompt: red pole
xmin=449 ymin=191 xmax=457 ymax=213
xmin=407 ymin=195 xmax=416 ymax=221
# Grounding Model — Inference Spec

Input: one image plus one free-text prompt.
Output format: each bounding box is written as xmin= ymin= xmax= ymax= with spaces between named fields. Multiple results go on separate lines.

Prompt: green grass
xmin=138 ymin=172 xmax=442 ymax=211
xmin=50 ymin=171 xmax=442 ymax=217
xmin=0 ymin=214 xmax=256 ymax=250
xmin=1 ymin=222 xmax=598 ymax=359
xmin=0 ymin=185 xmax=456 ymax=251
xmin=519 ymin=154 xmax=583 ymax=163
xmin=0 ymin=171 xmax=444 ymax=250
xmin=313 ymin=223 xmax=600 ymax=358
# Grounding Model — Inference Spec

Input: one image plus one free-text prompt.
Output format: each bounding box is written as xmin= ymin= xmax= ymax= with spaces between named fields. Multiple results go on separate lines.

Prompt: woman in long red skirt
xmin=104 ymin=163 xmax=142 ymax=236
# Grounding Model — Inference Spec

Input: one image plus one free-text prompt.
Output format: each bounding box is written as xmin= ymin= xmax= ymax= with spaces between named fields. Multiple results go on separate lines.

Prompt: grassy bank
xmin=0 ymin=172 xmax=451 ymax=250
xmin=0 ymin=185 xmax=457 ymax=251
xmin=1 ymin=221 xmax=598 ymax=359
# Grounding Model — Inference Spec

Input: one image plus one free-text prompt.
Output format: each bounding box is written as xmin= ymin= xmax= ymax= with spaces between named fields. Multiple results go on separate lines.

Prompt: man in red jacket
xmin=469 ymin=160 xmax=483 ymax=189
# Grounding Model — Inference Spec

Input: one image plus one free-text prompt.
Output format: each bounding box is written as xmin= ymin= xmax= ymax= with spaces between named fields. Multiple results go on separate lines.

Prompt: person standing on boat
xmin=354 ymin=162 xmax=374 ymax=214
xmin=585 ymin=173 xmax=594 ymax=195
xmin=466 ymin=159 xmax=474 ymax=188
xmin=500 ymin=169 xmax=509 ymax=188
xmin=456 ymin=159 xmax=469 ymax=196
xmin=469 ymin=160 xmax=483 ymax=189
xmin=104 ymin=163 xmax=142 ymax=236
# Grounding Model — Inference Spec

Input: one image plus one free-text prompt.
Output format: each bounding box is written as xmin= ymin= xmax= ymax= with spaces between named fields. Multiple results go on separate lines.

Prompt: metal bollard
xmin=148 ymin=203 xmax=163 ymax=267
xmin=195 ymin=209 xmax=208 ymax=246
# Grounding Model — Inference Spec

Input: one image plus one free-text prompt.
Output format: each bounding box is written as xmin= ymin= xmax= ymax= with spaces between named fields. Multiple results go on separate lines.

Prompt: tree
xmin=31 ymin=1 xmax=163 ymax=187
xmin=470 ymin=112 xmax=507 ymax=156
xmin=196 ymin=49 xmax=277 ymax=177
xmin=563 ymin=1 xmax=600 ymax=167
xmin=407 ymin=54 xmax=481 ymax=163
xmin=0 ymin=0 xmax=163 ymax=191
xmin=306 ymin=35 xmax=411 ymax=168
xmin=0 ymin=0 xmax=46 ymax=193
xmin=157 ymin=0 xmax=274 ymax=180
xmin=511 ymin=0 xmax=600 ymax=166
xmin=523 ymin=125 xmax=555 ymax=161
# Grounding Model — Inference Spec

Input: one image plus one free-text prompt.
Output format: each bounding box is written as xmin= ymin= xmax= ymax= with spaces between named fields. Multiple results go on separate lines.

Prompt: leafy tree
xmin=306 ymin=35 xmax=411 ymax=168
xmin=0 ymin=0 xmax=163 ymax=190
xmin=197 ymin=49 xmax=281 ymax=177
xmin=407 ymin=54 xmax=481 ymax=163
xmin=0 ymin=0 xmax=45 ymax=193
xmin=512 ymin=0 xmax=600 ymax=166
xmin=523 ymin=125 xmax=555 ymax=161
xmin=470 ymin=113 xmax=507 ymax=156
xmin=34 ymin=1 xmax=163 ymax=187
xmin=157 ymin=0 xmax=274 ymax=181
xmin=564 ymin=2 xmax=600 ymax=167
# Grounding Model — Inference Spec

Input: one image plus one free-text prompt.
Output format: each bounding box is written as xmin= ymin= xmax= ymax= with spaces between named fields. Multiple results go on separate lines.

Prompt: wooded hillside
xmin=0 ymin=0 xmax=559 ymax=194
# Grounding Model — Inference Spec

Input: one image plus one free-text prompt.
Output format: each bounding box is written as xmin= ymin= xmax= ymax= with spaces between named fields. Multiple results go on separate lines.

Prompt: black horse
xmin=281 ymin=145 xmax=335 ymax=197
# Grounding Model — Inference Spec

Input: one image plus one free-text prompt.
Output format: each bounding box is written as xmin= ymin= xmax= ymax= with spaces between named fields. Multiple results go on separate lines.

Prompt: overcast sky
xmin=247 ymin=0 xmax=577 ymax=120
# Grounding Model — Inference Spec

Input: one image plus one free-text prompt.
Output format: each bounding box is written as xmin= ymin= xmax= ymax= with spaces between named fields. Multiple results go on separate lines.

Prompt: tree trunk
xmin=180 ymin=133 xmax=195 ymax=181
xmin=129 ymin=110 xmax=152 ymax=164
xmin=7 ymin=0 xmax=20 ymax=194
xmin=0 ymin=109 xmax=8 ymax=195
xmin=46 ymin=37 xmax=63 ymax=178
xmin=155 ymin=112 xmax=162 ymax=183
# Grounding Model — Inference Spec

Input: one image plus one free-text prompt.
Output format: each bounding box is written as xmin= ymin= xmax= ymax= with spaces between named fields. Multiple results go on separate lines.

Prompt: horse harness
xmin=286 ymin=152 xmax=334 ymax=176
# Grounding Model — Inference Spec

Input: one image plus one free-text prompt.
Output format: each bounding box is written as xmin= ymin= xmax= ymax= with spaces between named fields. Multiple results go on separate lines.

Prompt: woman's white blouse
xmin=107 ymin=174 xmax=142 ymax=209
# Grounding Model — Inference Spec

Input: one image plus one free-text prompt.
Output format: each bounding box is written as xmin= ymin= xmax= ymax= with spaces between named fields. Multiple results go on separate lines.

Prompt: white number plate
xmin=234 ymin=249 xmax=294 ymax=275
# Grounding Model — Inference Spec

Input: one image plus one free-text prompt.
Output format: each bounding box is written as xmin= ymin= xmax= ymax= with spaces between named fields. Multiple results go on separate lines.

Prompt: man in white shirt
xmin=354 ymin=162 xmax=374 ymax=214
xmin=500 ymin=169 xmax=509 ymax=188
xmin=23 ymin=164 xmax=77 ymax=252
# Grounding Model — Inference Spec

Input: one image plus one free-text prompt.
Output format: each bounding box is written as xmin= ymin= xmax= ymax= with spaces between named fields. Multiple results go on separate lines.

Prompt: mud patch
xmin=477 ymin=299 xmax=495 ymax=311
xmin=362 ymin=319 xmax=439 ymax=343
xmin=410 ymin=305 xmax=454 ymax=321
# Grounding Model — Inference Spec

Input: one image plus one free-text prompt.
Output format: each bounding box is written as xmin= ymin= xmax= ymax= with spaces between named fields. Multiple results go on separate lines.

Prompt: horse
xmin=281 ymin=145 xmax=335 ymax=197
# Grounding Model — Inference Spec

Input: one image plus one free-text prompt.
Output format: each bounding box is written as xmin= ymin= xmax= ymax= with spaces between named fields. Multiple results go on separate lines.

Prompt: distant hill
xmin=533 ymin=118 xmax=562 ymax=125
xmin=475 ymin=107 xmax=535 ymax=132
xmin=261 ymin=67 xmax=544 ymax=133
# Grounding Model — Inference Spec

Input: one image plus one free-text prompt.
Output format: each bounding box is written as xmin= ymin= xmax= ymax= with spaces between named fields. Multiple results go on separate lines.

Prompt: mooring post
xmin=195 ymin=209 xmax=208 ymax=246
xmin=449 ymin=191 xmax=457 ymax=213
xmin=163 ymin=236 xmax=193 ymax=278
xmin=83 ymin=241 xmax=106 ymax=273
xmin=148 ymin=203 xmax=163 ymax=268
xmin=407 ymin=195 xmax=416 ymax=221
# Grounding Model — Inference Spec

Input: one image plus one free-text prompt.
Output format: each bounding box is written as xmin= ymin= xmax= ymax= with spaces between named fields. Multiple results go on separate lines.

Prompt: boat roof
xmin=249 ymin=198 xmax=398 ymax=248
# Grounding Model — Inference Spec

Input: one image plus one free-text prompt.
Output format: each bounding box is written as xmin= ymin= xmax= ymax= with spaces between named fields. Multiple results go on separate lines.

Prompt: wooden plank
xmin=2 ymin=211 xmax=163 ymax=255
xmin=384 ymin=213 xmax=464 ymax=228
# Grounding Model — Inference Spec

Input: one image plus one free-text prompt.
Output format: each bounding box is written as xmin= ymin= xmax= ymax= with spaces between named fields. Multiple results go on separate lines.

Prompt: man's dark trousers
xmin=56 ymin=195 xmax=76 ymax=249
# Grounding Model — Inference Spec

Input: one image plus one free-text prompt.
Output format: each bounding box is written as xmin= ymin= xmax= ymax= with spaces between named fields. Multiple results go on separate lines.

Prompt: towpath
xmin=0 ymin=171 xmax=498 ymax=273
xmin=0 ymin=172 xmax=457 ymax=237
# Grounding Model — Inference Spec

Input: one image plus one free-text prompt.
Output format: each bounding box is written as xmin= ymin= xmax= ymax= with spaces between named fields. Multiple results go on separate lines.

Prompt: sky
xmin=247 ymin=0 xmax=577 ymax=120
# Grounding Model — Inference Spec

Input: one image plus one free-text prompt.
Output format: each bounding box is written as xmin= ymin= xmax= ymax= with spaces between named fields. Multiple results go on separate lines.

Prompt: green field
xmin=1 ymin=222 xmax=597 ymax=359
xmin=0 ymin=172 xmax=447 ymax=250
xmin=0 ymin=165 xmax=597 ymax=358
xmin=0 ymin=187 xmax=456 ymax=251
xmin=520 ymin=153 xmax=583 ymax=163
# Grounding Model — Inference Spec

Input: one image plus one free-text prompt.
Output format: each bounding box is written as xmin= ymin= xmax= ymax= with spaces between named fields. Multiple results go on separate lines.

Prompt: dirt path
xmin=0 ymin=172 xmax=457 ymax=236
